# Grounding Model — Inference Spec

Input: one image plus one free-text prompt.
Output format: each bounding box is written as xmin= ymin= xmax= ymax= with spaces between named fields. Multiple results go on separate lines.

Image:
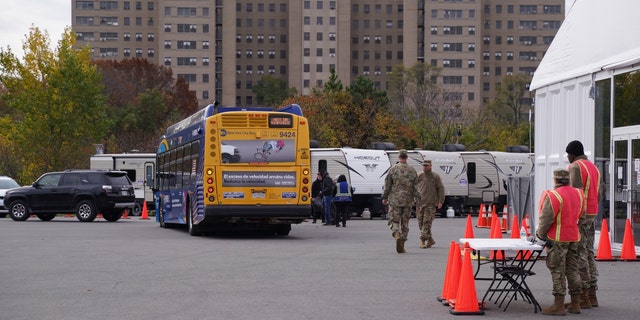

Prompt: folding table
xmin=459 ymin=238 xmax=544 ymax=313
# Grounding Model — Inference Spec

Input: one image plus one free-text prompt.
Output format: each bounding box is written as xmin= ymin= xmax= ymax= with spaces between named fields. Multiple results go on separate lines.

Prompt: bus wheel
xmin=75 ymin=200 xmax=97 ymax=222
xmin=187 ymin=212 xmax=201 ymax=236
xmin=274 ymin=224 xmax=291 ymax=236
xmin=36 ymin=213 xmax=56 ymax=221
xmin=159 ymin=201 xmax=166 ymax=228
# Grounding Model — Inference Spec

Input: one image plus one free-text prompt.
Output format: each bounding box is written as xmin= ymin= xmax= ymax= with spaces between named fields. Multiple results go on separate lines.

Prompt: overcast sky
xmin=1 ymin=0 xmax=71 ymax=59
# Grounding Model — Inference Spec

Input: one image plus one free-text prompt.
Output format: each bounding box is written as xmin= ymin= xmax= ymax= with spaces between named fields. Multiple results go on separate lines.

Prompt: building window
xmin=520 ymin=5 xmax=537 ymax=14
xmin=544 ymin=5 xmax=562 ymax=14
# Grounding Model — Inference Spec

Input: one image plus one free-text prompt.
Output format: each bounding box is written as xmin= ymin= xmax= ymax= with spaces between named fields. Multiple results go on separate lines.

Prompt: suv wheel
xmin=9 ymin=200 xmax=30 ymax=221
xmin=102 ymin=210 xmax=123 ymax=222
xmin=75 ymin=200 xmax=98 ymax=222
xmin=36 ymin=213 xmax=57 ymax=221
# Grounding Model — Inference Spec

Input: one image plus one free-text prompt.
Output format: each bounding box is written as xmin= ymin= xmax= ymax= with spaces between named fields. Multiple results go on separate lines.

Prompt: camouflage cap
xmin=553 ymin=168 xmax=570 ymax=180
xmin=398 ymin=149 xmax=408 ymax=158
xmin=422 ymin=160 xmax=432 ymax=166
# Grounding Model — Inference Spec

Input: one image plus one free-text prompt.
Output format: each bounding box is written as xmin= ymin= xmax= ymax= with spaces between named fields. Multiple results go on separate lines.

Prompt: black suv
xmin=4 ymin=170 xmax=135 ymax=222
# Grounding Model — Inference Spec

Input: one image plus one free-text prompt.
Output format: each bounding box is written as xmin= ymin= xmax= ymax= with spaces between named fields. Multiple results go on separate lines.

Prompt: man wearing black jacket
xmin=311 ymin=172 xmax=324 ymax=223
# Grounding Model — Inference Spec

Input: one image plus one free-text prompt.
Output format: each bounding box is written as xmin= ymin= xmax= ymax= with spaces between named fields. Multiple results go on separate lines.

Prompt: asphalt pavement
xmin=0 ymin=215 xmax=639 ymax=320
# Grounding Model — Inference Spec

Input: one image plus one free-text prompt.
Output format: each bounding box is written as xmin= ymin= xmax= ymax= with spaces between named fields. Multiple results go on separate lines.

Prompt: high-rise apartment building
xmin=72 ymin=0 xmax=563 ymax=108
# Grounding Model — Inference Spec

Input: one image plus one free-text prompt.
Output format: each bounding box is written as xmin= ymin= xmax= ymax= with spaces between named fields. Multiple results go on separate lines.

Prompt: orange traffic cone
xmin=449 ymin=247 xmax=485 ymax=315
xmin=619 ymin=219 xmax=637 ymax=261
xmin=122 ymin=208 xmax=130 ymax=219
xmin=444 ymin=242 xmax=463 ymax=306
xmin=438 ymin=241 xmax=457 ymax=302
xmin=595 ymin=219 xmax=615 ymax=261
xmin=510 ymin=215 xmax=520 ymax=239
xmin=501 ymin=205 xmax=508 ymax=233
xmin=464 ymin=214 xmax=475 ymax=239
xmin=476 ymin=205 xmax=487 ymax=228
xmin=489 ymin=214 xmax=504 ymax=260
xmin=140 ymin=201 xmax=150 ymax=220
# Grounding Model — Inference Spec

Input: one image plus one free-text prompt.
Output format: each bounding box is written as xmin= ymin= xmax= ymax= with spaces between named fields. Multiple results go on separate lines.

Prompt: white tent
xmin=531 ymin=0 xmax=640 ymax=248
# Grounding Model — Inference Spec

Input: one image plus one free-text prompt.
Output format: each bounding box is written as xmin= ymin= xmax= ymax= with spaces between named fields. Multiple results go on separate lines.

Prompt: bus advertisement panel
xmin=155 ymin=104 xmax=311 ymax=236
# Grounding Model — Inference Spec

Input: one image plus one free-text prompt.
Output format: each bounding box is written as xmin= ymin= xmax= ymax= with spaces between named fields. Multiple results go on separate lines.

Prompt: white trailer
xmin=90 ymin=153 xmax=155 ymax=215
xmin=310 ymin=148 xmax=391 ymax=217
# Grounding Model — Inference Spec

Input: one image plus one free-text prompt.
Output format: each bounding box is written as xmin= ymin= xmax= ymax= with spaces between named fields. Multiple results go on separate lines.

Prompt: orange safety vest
xmin=571 ymin=159 xmax=601 ymax=216
xmin=538 ymin=186 xmax=583 ymax=242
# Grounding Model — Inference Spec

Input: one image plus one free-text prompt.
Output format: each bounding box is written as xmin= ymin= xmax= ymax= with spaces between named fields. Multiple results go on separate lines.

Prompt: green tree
xmin=322 ymin=67 xmax=343 ymax=92
xmin=0 ymin=27 xmax=110 ymax=183
xmin=345 ymin=76 xmax=392 ymax=148
xmin=488 ymin=74 xmax=531 ymax=128
xmin=253 ymin=75 xmax=297 ymax=107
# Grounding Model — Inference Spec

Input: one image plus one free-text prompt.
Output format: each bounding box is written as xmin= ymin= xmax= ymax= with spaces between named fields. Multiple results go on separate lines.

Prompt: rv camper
xmin=387 ymin=149 xmax=535 ymax=217
xmin=90 ymin=153 xmax=156 ymax=215
xmin=310 ymin=148 xmax=391 ymax=218
xmin=459 ymin=151 xmax=534 ymax=213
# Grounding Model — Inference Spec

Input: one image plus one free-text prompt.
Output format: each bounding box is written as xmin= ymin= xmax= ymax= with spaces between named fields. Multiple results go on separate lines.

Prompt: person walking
xmin=415 ymin=159 xmax=445 ymax=249
xmin=566 ymin=140 xmax=602 ymax=308
xmin=381 ymin=149 xmax=418 ymax=253
xmin=320 ymin=171 xmax=335 ymax=226
xmin=311 ymin=172 xmax=324 ymax=224
xmin=536 ymin=168 xmax=585 ymax=316
xmin=333 ymin=174 xmax=353 ymax=227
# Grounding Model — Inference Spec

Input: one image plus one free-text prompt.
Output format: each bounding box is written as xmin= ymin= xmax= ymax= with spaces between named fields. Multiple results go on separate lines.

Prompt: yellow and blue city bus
xmin=154 ymin=103 xmax=311 ymax=236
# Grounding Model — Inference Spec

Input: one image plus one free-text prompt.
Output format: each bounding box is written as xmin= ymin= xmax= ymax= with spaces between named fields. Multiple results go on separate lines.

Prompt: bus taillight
xmin=208 ymin=187 xmax=214 ymax=193
xmin=302 ymin=177 xmax=309 ymax=184
xmin=302 ymin=186 xmax=309 ymax=193
xmin=207 ymin=178 xmax=213 ymax=184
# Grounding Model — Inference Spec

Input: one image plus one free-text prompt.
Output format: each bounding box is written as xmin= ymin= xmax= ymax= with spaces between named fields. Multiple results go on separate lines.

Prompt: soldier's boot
xmin=588 ymin=286 xmax=599 ymax=307
xmin=542 ymin=295 xmax=566 ymax=316
xmin=426 ymin=238 xmax=436 ymax=248
xmin=399 ymin=239 xmax=406 ymax=253
xmin=567 ymin=294 xmax=581 ymax=314
xmin=419 ymin=239 xmax=427 ymax=249
xmin=580 ymin=290 xmax=592 ymax=309
xmin=394 ymin=233 xmax=402 ymax=253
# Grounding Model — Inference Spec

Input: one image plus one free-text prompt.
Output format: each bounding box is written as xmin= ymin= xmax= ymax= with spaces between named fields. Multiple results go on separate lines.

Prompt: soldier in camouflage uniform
xmin=416 ymin=160 xmax=445 ymax=249
xmin=382 ymin=149 xmax=418 ymax=254
xmin=536 ymin=169 xmax=584 ymax=316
